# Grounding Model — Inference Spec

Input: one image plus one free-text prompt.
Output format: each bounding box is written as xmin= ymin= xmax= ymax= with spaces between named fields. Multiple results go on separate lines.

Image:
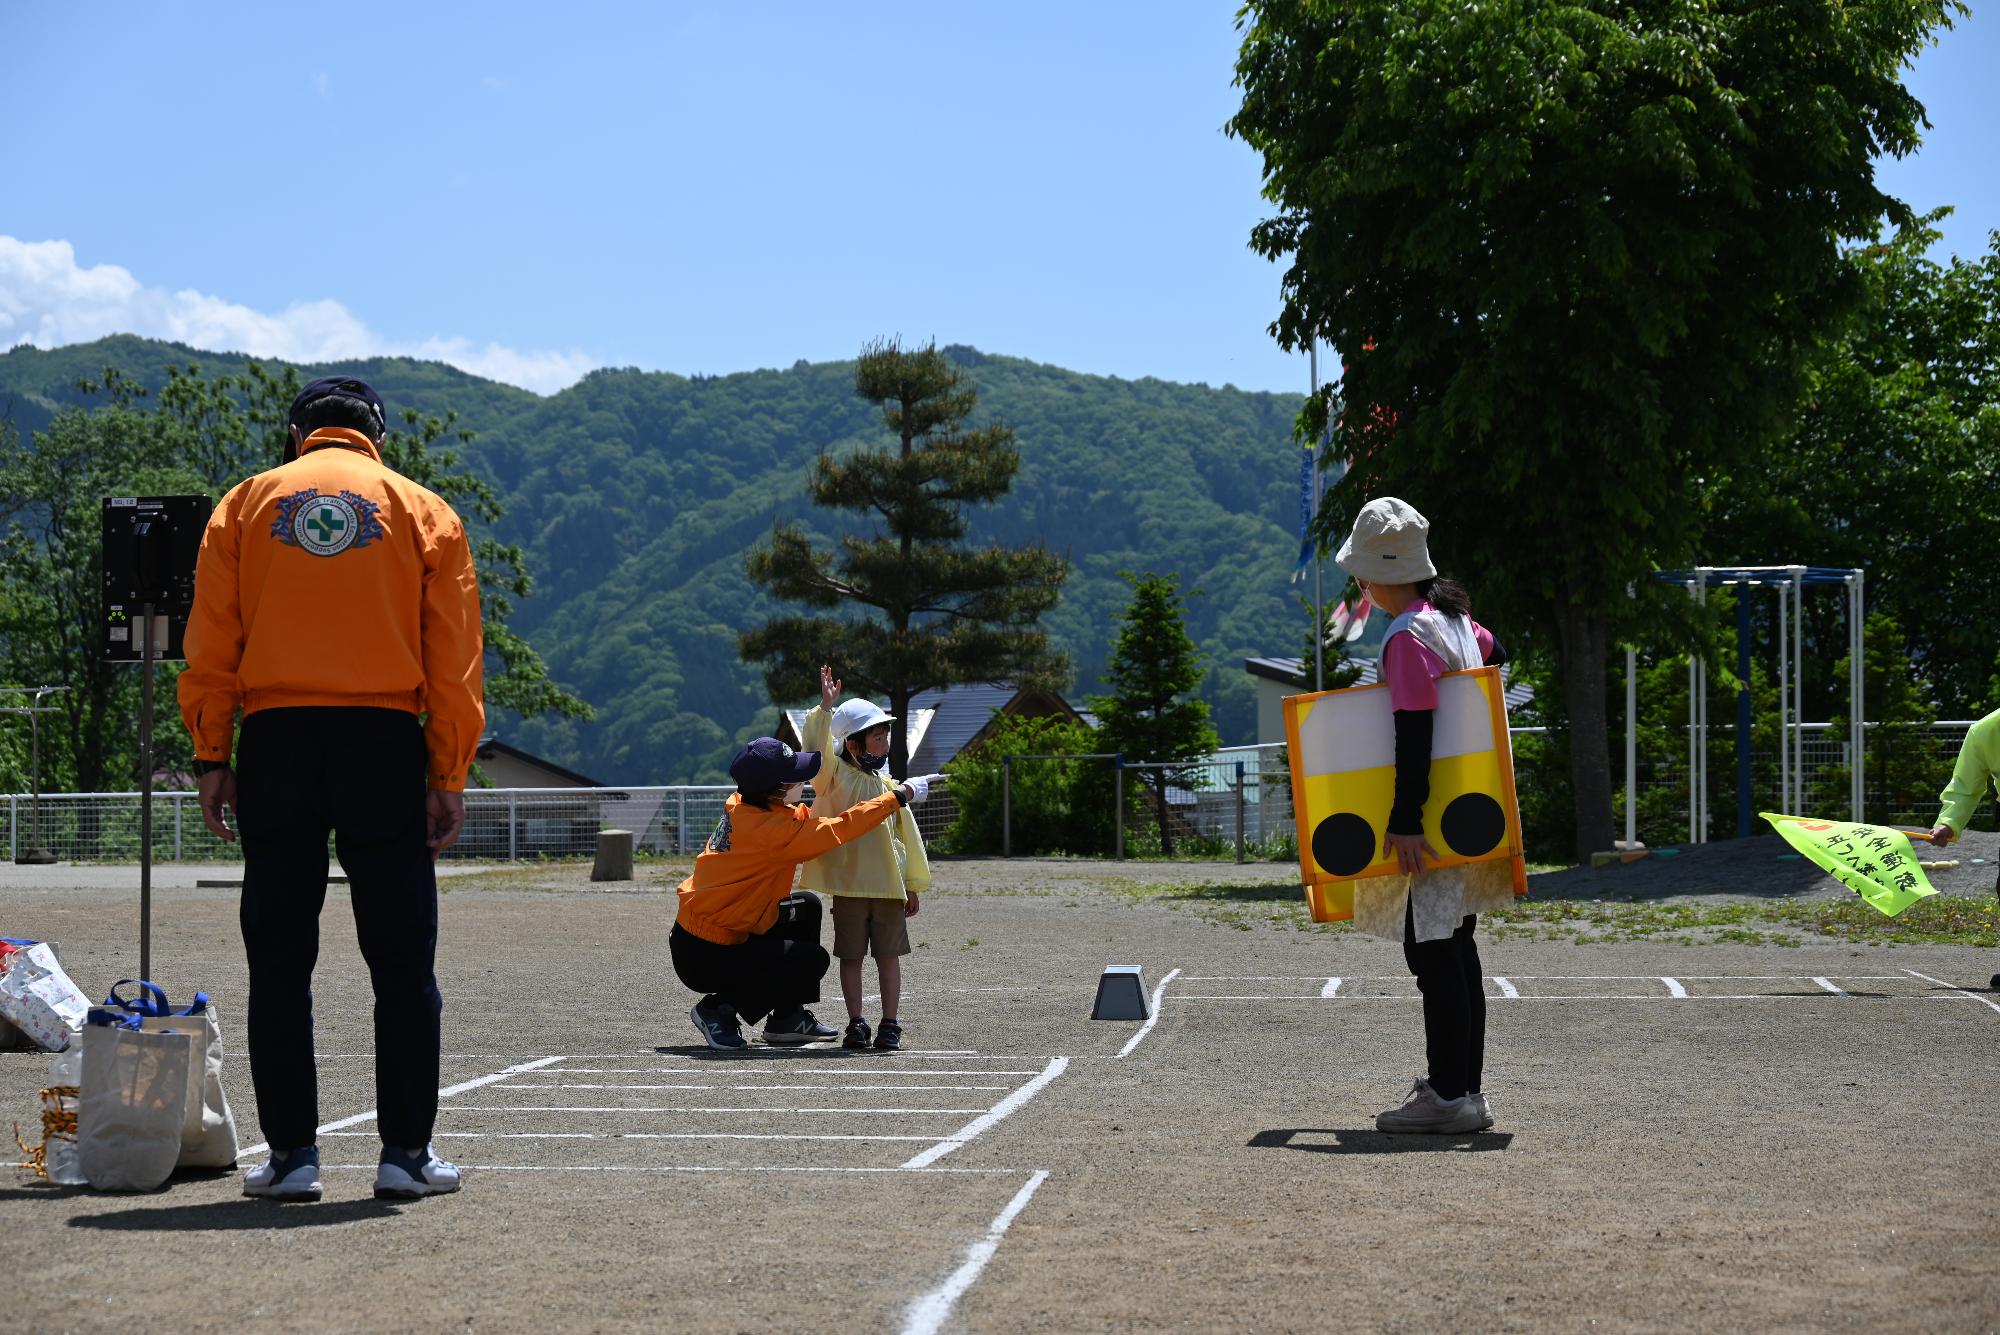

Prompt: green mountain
xmin=0 ymin=336 xmax=1311 ymax=783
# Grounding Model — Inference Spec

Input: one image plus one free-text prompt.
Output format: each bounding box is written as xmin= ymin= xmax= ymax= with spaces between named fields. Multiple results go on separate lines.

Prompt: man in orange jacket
xmin=674 ymin=737 xmax=938 ymax=1050
xmin=178 ymin=376 xmax=484 ymax=1204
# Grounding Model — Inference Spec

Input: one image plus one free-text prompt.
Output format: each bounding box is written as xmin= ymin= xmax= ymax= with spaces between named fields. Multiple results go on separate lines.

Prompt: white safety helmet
xmin=829 ymin=698 xmax=896 ymax=745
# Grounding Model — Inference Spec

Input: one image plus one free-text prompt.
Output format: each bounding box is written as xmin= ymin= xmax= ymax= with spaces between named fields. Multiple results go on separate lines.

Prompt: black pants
xmin=1402 ymin=910 xmax=1485 ymax=1102
xmin=236 ymin=707 xmax=442 ymax=1152
xmin=670 ymin=922 xmax=827 ymax=1025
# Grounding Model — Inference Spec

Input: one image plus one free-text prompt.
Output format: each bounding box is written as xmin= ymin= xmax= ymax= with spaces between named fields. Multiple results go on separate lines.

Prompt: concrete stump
xmin=591 ymin=829 xmax=635 ymax=882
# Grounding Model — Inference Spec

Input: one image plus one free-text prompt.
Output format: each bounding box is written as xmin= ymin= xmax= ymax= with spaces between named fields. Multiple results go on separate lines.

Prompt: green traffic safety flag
xmin=1759 ymin=813 xmax=1939 ymax=917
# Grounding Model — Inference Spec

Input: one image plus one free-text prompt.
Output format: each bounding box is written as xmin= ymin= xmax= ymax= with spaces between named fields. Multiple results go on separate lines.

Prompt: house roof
xmin=1244 ymin=655 xmax=1534 ymax=711
xmin=781 ymin=682 xmax=1090 ymax=774
xmin=474 ymin=737 xmax=607 ymax=788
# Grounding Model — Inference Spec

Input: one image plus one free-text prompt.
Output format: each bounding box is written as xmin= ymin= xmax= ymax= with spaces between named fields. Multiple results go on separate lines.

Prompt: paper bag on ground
xmin=76 ymin=1013 xmax=191 ymax=1192
xmin=0 ymin=940 xmax=92 ymax=1052
xmin=96 ymin=981 xmax=240 ymax=1170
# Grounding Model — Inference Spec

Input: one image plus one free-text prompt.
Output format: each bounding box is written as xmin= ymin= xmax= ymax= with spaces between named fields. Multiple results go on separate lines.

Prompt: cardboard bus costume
xmin=1284 ymin=665 xmax=1528 ymax=924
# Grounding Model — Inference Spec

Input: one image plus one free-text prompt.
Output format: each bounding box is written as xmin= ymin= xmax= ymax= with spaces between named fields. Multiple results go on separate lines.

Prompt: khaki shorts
xmin=831 ymin=895 xmax=911 ymax=960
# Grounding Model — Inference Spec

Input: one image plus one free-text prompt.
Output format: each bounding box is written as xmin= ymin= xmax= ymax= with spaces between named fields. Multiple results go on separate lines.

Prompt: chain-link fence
xmin=990 ymin=746 xmax=1295 ymax=861
xmin=0 ymin=781 xmax=957 ymax=864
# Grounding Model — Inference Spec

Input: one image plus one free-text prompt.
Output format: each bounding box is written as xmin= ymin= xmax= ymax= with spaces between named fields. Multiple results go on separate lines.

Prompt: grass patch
xmin=1484 ymin=894 xmax=1999 ymax=947
xmin=1099 ymin=877 xmax=2000 ymax=947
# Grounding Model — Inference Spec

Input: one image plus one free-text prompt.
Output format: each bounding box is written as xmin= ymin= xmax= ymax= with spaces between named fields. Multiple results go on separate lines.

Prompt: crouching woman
xmin=671 ymin=737 xmax=932 ymax=1050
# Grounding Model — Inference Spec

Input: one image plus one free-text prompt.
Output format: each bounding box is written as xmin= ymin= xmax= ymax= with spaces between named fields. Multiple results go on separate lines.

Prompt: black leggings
xmin=1402 ymin=910 xmax=1485 ymax=1101
xmin=670 ymin=923 xmax=827 ymax=1025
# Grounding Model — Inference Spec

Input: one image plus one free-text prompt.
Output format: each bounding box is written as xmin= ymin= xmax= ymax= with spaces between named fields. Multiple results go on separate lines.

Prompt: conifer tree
xmin=1089 ymin=571 xmax=1220 ymax=854
xmin=741 ymin=339 xmax=1069 ymax=776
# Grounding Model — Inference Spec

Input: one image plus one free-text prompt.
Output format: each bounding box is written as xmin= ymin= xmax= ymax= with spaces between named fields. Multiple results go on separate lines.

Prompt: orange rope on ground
xmin=11 ymin=1085 xmax=79 ymax=1182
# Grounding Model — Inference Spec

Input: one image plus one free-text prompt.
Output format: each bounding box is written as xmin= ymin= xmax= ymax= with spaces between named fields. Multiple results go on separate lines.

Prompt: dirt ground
xmin=2 ymin=854 xmax=1996 ymax=1334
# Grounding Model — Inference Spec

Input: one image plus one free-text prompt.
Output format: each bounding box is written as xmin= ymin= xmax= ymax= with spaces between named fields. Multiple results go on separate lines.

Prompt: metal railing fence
xmin=0 ymin=780 xmax=957 ymax=864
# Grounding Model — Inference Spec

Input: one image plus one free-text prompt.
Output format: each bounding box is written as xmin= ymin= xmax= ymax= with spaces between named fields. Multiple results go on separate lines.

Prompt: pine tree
xmin=741 ymin=339 xmax=1069 ymax=775
xmin=1089 ymin=572 xmax=1220 ymax=855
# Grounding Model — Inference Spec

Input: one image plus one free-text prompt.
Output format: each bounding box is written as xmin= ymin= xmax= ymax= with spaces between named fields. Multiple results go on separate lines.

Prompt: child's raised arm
xmin=820 ymin=664 xmax=842 ymax=713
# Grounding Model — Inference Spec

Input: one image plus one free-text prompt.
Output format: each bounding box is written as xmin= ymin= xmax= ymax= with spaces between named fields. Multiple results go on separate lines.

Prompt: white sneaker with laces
xmin=1467 ymin=1091 xmax=1495 ymax=1130
xmin=1375 ymin=1077 xmax=1485 ymax=1134
xmin=374 ymin=1144 xmax=462 ymax=1199
xmin=243 ymin=1148 xmax=322 ymax=1201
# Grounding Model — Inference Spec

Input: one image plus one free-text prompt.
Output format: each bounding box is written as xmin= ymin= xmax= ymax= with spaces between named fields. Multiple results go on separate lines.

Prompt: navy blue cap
xmin=289 ymin=376 xmax=386 ymax=432
xmin=729 ymin=737 xmax=820 ymax=791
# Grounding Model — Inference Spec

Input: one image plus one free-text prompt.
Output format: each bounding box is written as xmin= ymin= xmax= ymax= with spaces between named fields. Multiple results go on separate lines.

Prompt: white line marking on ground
xmin=445 ymin=1104 xmax=985 ymax=1115
xmin=1169 ymin=994 xmax=1983 ymax=1003
xmin=316 ymin=1163 xmax=1014 ymax=1175
xmin=1493 ymin=976 xmax=1520 ymax=999
xmin=323 ymin=1131 xmax=937 ymax=1141
xmin=237 ymin=1055 xmax=564 ymax=1160
xmin=901 ymin=1059 xmax=1070 ymax=1169
xmin=490 ymin=1082 xmax=1012 ymax=1092
xmin=1321 ymin=977 xmax=1343 ymax=999
xmin=1115 ymin=967 xmax=1181 ymax=1059
xmin=1812 ymin=977 xmax=1847 ymax=995
xmin=903 ymin=1170 xmax=1049 ymax=1335
xmin=1661 ymin=977 xmax=1689 ymax=998
xmin=517 ymin=1068 xmax=1044 ymax=1077
xmin=1903 ymin=968 xmax=2000 ymax=1015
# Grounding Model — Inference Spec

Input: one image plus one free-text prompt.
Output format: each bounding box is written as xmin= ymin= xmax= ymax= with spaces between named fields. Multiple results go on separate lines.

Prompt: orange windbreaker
xmin=177 ymin=428 xmax=485 ymax=790
xmin=676 ymin=790 xmax=906 ymax=945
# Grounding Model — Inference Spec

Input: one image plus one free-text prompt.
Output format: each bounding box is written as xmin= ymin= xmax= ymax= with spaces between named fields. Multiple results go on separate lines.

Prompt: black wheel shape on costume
xmin=1312 ymin=812 xmax=1377 ymax=878
xmin=1440 ymin=792 xmax=1506 ymax=858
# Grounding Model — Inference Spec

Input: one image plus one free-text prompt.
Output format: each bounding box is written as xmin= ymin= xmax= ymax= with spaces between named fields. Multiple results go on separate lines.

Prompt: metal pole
xmin=1002 ymin=757 xmax=1013 ymax=859
xmin=1625 ymin=643 xmax=1637 ymax=847
xmin=139 ymin=603 xmax=155 ymax=984
xmin=1224 ymin=759 xmax=1240 ymax=867
xmin=1113 ymin=753 xmax=1124 ymax=860
xmin=1687 ymin=578 xmax=1699 ymax=844
xmin=509 ymin=791 xmax=520 ymax=860
xmin=1309 ymin=344 xmax=1324 ymax=693
xmin=675 ymin=789 xmax=686 ymax=857
xmin=7 ymin=795 xmax=14 ymax=862
xmin=1851 ymin=571 xmax=1866 ymax=820
xmin=1776 ymin=576 xmax=1788 ymax=814
xmin=174 ymin=793 xmax=182 ymax=861
xmin=1696 ymin=575 xmax=1709 ymax=843
xmin=1735 ymin=586 xmax=1752 ymax=838
xmin=1793 ymin=570 xmax=1804 ymax=816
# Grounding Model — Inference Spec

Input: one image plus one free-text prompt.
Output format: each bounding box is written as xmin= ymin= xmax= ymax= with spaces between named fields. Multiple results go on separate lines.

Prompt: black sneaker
xmin=842 ymin=1017 xmax=872 ymax=1050
xmin=690 ymin=998 xmax=747 ymax=1051
xmin=873 ymin=1018 xmax=903 ymax=1051
xmin=763 ymin=1008 xmax=838 ymax=1045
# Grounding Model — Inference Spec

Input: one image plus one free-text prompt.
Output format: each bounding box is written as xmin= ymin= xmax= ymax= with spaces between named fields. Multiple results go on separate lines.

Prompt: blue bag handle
xmin=102 ymin=979 xmax=210 ymax=1017
xmin=103 ymin=979 xmax=173 ymax=1018
xmin=85 ymin=1007 xmax=144 ymax=1030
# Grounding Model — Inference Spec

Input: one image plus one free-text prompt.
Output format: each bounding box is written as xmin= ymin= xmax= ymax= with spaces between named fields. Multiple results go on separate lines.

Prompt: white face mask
xmin=781 ymin=781 xmax=806 ymax=804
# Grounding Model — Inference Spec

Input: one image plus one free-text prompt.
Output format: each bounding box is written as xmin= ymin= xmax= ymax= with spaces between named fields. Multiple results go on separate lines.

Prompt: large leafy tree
xmin=1701 ymin=218 xmax=2000 ymax=716
xmin=1089 ymin=571 xmax=1221 ymax=854
xmin=1230 ymin=0 xmax=1960 ymax=858
xmin=740 ymin=339 xmax=1070 ymax=775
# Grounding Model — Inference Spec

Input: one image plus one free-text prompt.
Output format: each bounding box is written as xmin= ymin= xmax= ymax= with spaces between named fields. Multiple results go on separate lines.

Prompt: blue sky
xmin=2 ymin=3 xmax=1994 ymax=395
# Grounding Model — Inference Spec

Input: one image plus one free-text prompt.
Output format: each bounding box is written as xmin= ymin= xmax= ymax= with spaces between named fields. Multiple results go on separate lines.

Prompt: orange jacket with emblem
xmin=178 ymin=428 xmax=485 ymax=790
xmin=676 ymin=790 xmax=906 ymax=945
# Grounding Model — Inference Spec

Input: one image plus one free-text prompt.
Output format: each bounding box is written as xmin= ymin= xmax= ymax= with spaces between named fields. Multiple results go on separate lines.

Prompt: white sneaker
xmin=1375 ymin=1077 xmax=1485 ymax=1134
xmin=374 ymin=1144 xmax=462 ymax=1199
xmin=1467 ymin=1091 xmax=1495 ymax=1130
xmin=243 ymin=1147 xmax=322 ymax=1201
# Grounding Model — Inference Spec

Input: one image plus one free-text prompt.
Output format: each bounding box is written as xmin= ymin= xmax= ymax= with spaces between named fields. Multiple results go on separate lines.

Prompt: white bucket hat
xmin=1335 ymin=496 xmax=1437 ymax=584
xmin=829 ymin=698 xmax=897 ymax=745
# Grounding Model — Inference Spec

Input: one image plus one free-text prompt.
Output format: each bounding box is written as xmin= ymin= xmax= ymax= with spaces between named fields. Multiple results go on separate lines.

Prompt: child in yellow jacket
xmin=800 ymin=665 xmax=938 ymax=1051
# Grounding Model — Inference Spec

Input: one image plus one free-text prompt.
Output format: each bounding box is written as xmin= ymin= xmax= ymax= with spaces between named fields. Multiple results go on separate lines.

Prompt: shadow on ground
xmin=1248 ymin=1128 xmax=1512 ymax=1154
xmin=67 ymin=1198 xmax=403 ymax=1231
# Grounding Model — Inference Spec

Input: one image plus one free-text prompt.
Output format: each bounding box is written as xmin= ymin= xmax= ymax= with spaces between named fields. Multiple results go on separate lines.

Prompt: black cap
xmin=289 ymin=376 xmax=386 ymax=433
xmin=729 ymin=737 xmax=820 ymax=791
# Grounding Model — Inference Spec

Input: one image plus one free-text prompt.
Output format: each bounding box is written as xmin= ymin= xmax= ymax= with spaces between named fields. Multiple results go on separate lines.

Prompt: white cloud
xmin=0 ymin=237 xmax=595 ymax=394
